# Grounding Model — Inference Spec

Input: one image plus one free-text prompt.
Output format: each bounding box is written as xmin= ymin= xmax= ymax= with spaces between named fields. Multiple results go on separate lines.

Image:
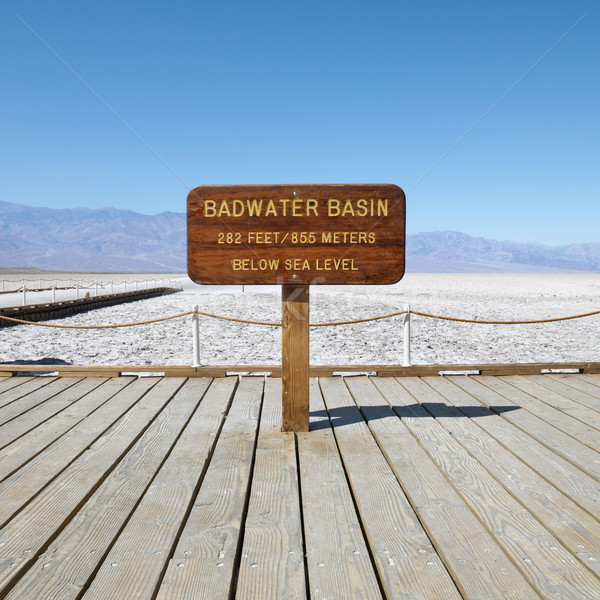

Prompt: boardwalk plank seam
xmin=499 ymin=375 xmax=600 ymax=432
xmin=423 ymin=376 xmax=600 ymax=525
xmin=0 ymin=379 xmax=187 ymax=595
xmin=1 ymin=374 xmax=599 ymax=599
xmin=393 ymin=377 xmax=600 ymax=594
xmin=1 ymin=378 xmax=215 ymax=600
xmin=368 ymin=377 xmax=542 ymax=599
xmin=448 ymin=376 xmax=600 ymax=482
xmin=0 ymin=378 xmax=134 ymax=484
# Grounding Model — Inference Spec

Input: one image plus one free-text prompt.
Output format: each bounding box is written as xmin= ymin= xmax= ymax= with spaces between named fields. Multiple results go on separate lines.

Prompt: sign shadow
xmin=309 ymin=403 xmax=520 ymax=430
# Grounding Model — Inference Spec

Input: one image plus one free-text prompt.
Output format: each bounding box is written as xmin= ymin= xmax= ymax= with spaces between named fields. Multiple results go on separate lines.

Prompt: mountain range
xmin=1 ymin=201 xmax=598 ymax=273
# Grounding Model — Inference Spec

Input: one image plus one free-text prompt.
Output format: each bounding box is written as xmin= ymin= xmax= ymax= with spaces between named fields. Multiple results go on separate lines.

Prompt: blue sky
xmin=1 ymin=0 xmax=598 ymax=245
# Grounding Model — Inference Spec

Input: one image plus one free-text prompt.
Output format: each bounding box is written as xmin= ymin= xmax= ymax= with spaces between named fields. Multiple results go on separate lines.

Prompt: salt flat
xmin=0 ymin=273 xmax=598 ymax=367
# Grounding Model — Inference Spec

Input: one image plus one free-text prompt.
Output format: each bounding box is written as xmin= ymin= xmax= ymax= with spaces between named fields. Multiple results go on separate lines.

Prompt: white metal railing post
xmin=52 ymin=283 xmax=56 ymax=302
xmin=23 ymin=282 xmax=26 ymax=306
xmin=192 ymin=305 xmax=201 ymax=367
xmin=111 ymin=281 xmax=114 ymax=294
xmin=95 ymin=282 xmax=98 ymax=297
xmin=76 ymin=283 xmax=80 ymax=299
xmin=403 ymin=304 xmax=411 ymax=367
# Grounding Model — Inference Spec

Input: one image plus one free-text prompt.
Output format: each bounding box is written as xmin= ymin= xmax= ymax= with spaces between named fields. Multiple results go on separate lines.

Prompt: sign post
xmin=281 ymin=284 xmax=310 ymax=431
xmin=187 ymin=184 xmax=405 ymax=431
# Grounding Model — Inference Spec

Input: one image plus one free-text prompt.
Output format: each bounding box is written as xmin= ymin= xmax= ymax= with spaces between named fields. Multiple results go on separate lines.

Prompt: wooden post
xmin=281 ymin=284 xmax=310 ymax=432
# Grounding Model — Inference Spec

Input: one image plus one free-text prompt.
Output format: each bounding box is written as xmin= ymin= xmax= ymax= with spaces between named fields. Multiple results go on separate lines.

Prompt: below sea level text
xmin=231 ymin=258 xmax=359 ymax=271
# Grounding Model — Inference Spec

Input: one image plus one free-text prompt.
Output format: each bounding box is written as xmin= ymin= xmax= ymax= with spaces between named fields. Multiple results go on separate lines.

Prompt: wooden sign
xmin=187 ymin=184 xmax=405 ymax=285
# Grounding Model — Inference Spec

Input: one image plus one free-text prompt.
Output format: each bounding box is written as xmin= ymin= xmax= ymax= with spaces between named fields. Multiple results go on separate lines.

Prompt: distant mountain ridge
xmin=407 ymin=231 xmax=600 ymax=273
xmin=0 ymin=201 xmax=598 ymax=273
xmin=0 ymin=201 xmax=186 ymax=272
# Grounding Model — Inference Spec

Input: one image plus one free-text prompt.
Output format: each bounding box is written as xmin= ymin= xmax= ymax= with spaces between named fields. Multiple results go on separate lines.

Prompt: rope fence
xmin=1 ymin=307 xmax=599 ymax=329
xmin=1 ymin=304 xmax=599 ymax=368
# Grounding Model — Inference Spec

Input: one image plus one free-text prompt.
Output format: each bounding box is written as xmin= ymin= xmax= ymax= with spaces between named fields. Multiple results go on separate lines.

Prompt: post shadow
xmin=309 ymin=402 xmax=520 ymax=431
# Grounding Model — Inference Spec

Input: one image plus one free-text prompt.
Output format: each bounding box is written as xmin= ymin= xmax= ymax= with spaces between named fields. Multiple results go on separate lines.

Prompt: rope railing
xmin=2 ymin=305 xmax=598 ymax=368
xmin=1 ymin=307 xmax=599 ymax=329
xmin=0 ymin=311 xmax=194 ymax=329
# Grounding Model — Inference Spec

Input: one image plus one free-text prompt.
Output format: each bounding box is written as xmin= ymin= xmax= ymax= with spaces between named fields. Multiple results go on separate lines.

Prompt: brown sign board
xmin=187 ymin=184 xmax=405 ymax=285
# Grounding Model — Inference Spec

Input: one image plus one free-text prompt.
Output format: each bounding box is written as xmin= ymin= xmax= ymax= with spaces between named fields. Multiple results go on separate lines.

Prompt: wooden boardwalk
xmin=0 ymin=373 xmax=599 ymax=599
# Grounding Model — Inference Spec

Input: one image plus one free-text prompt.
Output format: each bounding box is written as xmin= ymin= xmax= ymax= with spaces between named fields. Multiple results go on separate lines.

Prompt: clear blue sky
xmin=1 ymin=0 xmax=598 ymax=245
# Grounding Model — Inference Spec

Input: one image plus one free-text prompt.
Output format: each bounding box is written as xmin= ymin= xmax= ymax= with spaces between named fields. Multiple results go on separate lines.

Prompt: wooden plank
xmin=235 ymin=377 xmax=306 ymax=599
xmin=0 ymin=377 xmax=82 ymax=425
xmin=4 ymin=378 xmax=222 ymax=600
xmin=426 ymin=376 xmax=600 ymax=522
xmin=558 ymin=373 xmax=600 ymax=399
xmin=0 ymin=378 xmax=133 ymax=482
xmin=531 ymin=373 xmax=600 ymax=410
xmin=57 ymin=370 xmax=125 ymax=378
xmin=475 ymin=376 xmax=600 ymax=452
xmin=0 ymin=376 xmax=62 ymax=411
xmin=500 ymin=375 xmax=600 ymax=430
xmin=0 ymin=378 xmax=108 ymax=450
xmin=396 ymin=377 xmax=600 ymax=588
xmin=449 ymin=376 xmax=600 ymax=481
xmin=282 ymin=284 xmax=309 ymax=432
xmin=0 ymin=377 xmax=160 ymax=528
xmin=295 ymin=379 xmax=382 ymax=599
xmin=0 ymin=378 xmax=185 ymax=594
xmin=367 ymin=377 xmax=541 ymax=600
xmin=156 ymin=377 xmax=263 ymax=600
xmin=1 ymin=362 xmax=600 ymax=378
xmin=76 ymin=378 xmax=236 ymax=600
xmin=0 ymin=376 xmax=31 ymax=391
xmin=573 ymin=374 xmax=600 ymax=392
xmin=320 ymin=377 xmax=463 ymax=600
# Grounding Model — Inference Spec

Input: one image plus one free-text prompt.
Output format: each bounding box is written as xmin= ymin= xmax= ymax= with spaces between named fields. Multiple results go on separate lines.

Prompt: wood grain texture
xmin=532 ymin=374 xmax=600 ymax=410
xmin=450 ymin=376 xmax=600 ymax=481
xmin=156 ymin=377 xmax=263 ymax=600
xmin=570 ymin=374 xmax=600 ymax=396
xmin=474 ymin=376 xmax=600 ymax=452
xmin=0 ymin=377 xmax=57 ymax=408
xmin=321 ymin=376 xmax=463 ymax=600
xmin=501 ymin=375 xmax=600 ymax=430
xmin=426 ymin=376 xmax=600 ymax=522
xmin=235 ymin=377 xmax=306 ymax=599
xmin=2 ymin=361 xmax=600 ymax=378
xmin=3 ymin=373 xmax=600 ymax=598
xmin=395 ymin=376 xmax=600 ymax=593
xmin=370 ymin=376 xmax=541 ymax=600
xmin=282 ymin=284 xmax=309 ymax=432
xmin=0 ymin=377 xmax=80 ymax=424
xmin=296 ymin=379 xmax=383 ymax=600
xmin=71 ymin=378 xmax=236 ymax=600
xmin=0 ymin=377 xmax=132 ymax=482
xmin=0 ymin=378 xmax=182 ymax=595
xmin=481 ymin=377 xmax=600 ymax=452
xmin=0 ymin=377 xmax=107 ymax=450
xmin=187 ymin=184 xmax=405 ymax=285
xmin=0 ymin=376 xmax=32 ymax=392
xmin=4 ymin=378 xmax=215 ymax=600
xmin=0 ymin=377 xmax=162 ymax=530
